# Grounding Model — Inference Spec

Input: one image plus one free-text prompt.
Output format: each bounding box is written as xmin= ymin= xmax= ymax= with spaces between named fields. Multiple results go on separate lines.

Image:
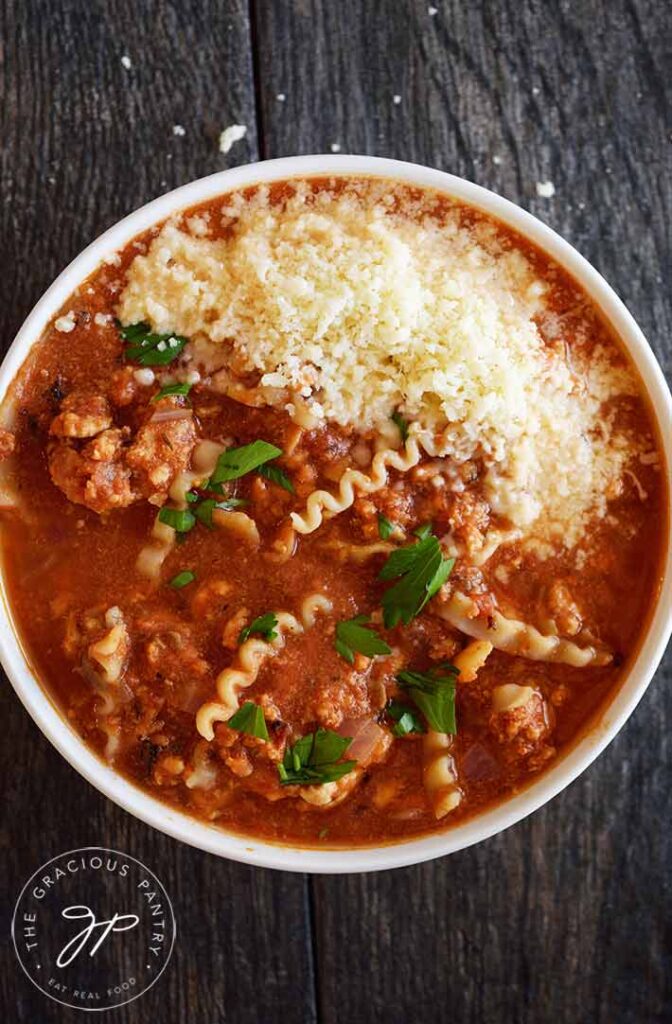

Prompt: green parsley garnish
xmin=396 ymin=664 xmax=459 ymax=734
xmin=118 ymin=321 xmax=189 ymax=366
xmin=209 ymin=440 xmax=282 ymax=486
xmin=169 ymin=569 xmax=196 ymax=589
xmin=387 ymin=699 xmax=426 ymax=737
xmin=158 ymin=507 xmax=196 ymax=533
xmin=152 ymin=382 xmax=192 ymax=401
xmin=391 ymin=410 xmax=409 ymax=443
xmin=378 ymin=532 xmax=454 ymax=628
xmin=413 ymin=522 xmax=433 ymax=541
xmin=335 ymin=614 xmax=392 ymax=664
xmin=239 ymin=612 xmax=279 ymax=644
xmin=228 ymin=701 xmax=269 ymax=741
xmin=193 ymin=497 xmax=248 ymax=529
xmin=278 ymin=729 xmax=357 ymax=786
xmin=258 ymin=462 xmax=295 ymax=494
xmin=185 ymin=491 xmax=199 ymax=503
xmin=377 ymin=514 xmax=395 ymax=540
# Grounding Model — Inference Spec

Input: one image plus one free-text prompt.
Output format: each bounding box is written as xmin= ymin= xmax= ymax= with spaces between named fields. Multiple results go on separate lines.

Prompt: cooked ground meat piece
xmin=49 ymin=392 xmax=113 ymax=438
xmin=47 ymin=394 xmax=197 ymax=512
xmin=126 ymin=408 xmax=196 ymax=503
xmin=48 ymin=432 xmax=139 ymax=513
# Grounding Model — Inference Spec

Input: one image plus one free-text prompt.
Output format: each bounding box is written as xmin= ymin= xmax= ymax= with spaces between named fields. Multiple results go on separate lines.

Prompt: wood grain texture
xmin=254 ymin=2 xmax=672 ymax=1022
xmin=0 ymin=4 xmax=315 ymax=1023
xmin=1 ymin=0 xmax=671 ymax=1022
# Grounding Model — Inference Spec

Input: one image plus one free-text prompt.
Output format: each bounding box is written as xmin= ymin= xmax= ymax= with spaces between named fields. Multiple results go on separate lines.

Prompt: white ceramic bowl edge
xmin=1 ymin=155 xmax=670 ymax=873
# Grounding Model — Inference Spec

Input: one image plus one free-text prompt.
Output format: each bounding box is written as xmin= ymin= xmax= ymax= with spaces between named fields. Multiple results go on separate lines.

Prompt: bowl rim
xmin=1 ymin=153 xmax=670 ymax=873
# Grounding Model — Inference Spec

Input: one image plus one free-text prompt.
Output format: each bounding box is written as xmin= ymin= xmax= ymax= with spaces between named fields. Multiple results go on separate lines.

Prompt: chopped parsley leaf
xmin=387 ymin=699 xmax=426 ymax=737
xmin=169 ymin=569 xmax=196 ymax=589
xmin=239 ymin=612 xmax=279 ymax=644
xmin=158 ymin=507 xmax=196 ymax=533
xmin=228 ymin=701 xmax=269 ymax=741
xmin=278 ymin=728 xmax=357 ymax=786
xmin=335 ymin=614 xmax=392 ymax=664
xmin=209 ymin=440 xmax=282 ymax=485
xmin=118 ymin=321 xmax=188 ymax=366
xmin=396 ymin=664 xmax=459 ymax=734
xmin=391 ymin=410 xmax=409 ymax=442
xmin=379 ymin=532 xmax=454 ymax=628
xmin=152 ymin=382 xmax=192 ymax=401
xmin=377 ymin=514 xmax=395 ymax=540
xmin=258 ymin=462 xmax=295 ymax=493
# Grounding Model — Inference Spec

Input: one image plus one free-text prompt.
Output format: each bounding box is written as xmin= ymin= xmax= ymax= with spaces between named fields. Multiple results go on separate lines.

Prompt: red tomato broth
xmin=0 ymin=176 xmax=667 ymax=848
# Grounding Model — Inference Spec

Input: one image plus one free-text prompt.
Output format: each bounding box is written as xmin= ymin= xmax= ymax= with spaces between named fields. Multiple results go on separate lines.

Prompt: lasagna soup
xmin=0 ymin=177 xmax=666 ymax=846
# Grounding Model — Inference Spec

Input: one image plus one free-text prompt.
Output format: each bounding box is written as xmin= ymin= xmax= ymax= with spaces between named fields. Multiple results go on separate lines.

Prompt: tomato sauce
xmin=0 ymin=178 xmax=666 ymax=847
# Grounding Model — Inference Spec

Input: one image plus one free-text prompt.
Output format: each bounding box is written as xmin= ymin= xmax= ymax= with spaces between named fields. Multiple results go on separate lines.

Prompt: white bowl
xmin=2 ymin=155 xmax=670 ymax=873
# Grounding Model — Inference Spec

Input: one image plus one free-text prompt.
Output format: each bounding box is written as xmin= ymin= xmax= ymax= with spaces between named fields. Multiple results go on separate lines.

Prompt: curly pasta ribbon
xmin=321 ymin=540 xmax=395 ymax=562
xmin=266 ymin=521 xmax=298 ymax=563
xmin=195 ymin=595 xmax=333 ymax=741
xmin=423 ymin=731 xmax=462 ymax=819
xmin=136 ymin=440 xmax=225 ymax=579
xmin=290 ymin=426 xmax=444 ymax=536
xmin=437 ymin=591 xmax=612 ymax=667
xmin=422 ymin=639 xmax=493 ymax=818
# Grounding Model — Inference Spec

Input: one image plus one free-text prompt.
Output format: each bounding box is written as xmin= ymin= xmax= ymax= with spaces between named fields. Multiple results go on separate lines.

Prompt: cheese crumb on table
xmin=219 ymin=124 xmax=247 ymax=154
xmin=393 ymin=94 xmax=402 ymax=105
xmin=173 ymin=125 xmax=186 ymax=137
xmin=120 ymin=55 xmax=132 ymax=70
xmin=330 ymin=143 xmax=341 ymax=153
xmin=536 ymin=180 xmax=556 ymax=198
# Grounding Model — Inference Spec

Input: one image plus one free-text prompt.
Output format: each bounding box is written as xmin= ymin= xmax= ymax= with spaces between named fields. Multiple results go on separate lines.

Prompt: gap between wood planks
xmin=249 ymin=0 xmax=270 ymax=161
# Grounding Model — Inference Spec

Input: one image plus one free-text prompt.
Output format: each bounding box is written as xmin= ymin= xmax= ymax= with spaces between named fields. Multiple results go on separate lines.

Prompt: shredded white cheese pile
xmin=117 ymin=182 xmax=637 ymax=544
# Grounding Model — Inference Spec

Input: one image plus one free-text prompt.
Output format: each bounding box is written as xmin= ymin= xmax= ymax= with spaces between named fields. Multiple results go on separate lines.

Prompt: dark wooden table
xmin=1 ymin=2 xmax=670 ymax=1021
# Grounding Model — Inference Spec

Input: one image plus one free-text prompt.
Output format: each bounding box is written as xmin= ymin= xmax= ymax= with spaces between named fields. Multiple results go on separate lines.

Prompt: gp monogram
xmin=11 ymin=847 xmax=175 ymax=1011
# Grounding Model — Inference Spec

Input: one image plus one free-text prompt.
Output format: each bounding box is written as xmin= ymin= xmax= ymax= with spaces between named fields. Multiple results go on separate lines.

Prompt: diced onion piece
xmin=338 ymin=718 xmax=384 ymax=764
xmin=148 ymin=408 xmax=193 ymax=424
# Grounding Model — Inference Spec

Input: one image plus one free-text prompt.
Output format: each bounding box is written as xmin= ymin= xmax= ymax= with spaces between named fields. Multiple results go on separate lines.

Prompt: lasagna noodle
xmin=136 ymin=440 xmax=225 ymax=579
xmin=422 ymin=639 xmax=493 ymax=818
xmin=195 ymin=595 xmax=333 ymax=740
xmin=290 ymin=427 xmax=442 ymax=536
xmin=437 ymin=591 xmax=611 ymax=667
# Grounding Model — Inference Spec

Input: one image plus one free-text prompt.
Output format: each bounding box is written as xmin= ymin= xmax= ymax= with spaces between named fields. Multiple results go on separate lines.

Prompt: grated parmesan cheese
xmin=536 ymin=180 xmax=556 ymax=198
xmin=54 ymin=311 xmax=76 ymax=333
xmin=117 ymin=181 xmax=638 ymax=545
xmin=218 ymin=124 xmax=247 ymax=154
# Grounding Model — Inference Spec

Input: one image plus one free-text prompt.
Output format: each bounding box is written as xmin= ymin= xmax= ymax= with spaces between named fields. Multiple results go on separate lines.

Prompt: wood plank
xmin=253 ymin=2 xmax=672 ymax=1021
xmin=0 ymin=3 xmax=315 ymax=1022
